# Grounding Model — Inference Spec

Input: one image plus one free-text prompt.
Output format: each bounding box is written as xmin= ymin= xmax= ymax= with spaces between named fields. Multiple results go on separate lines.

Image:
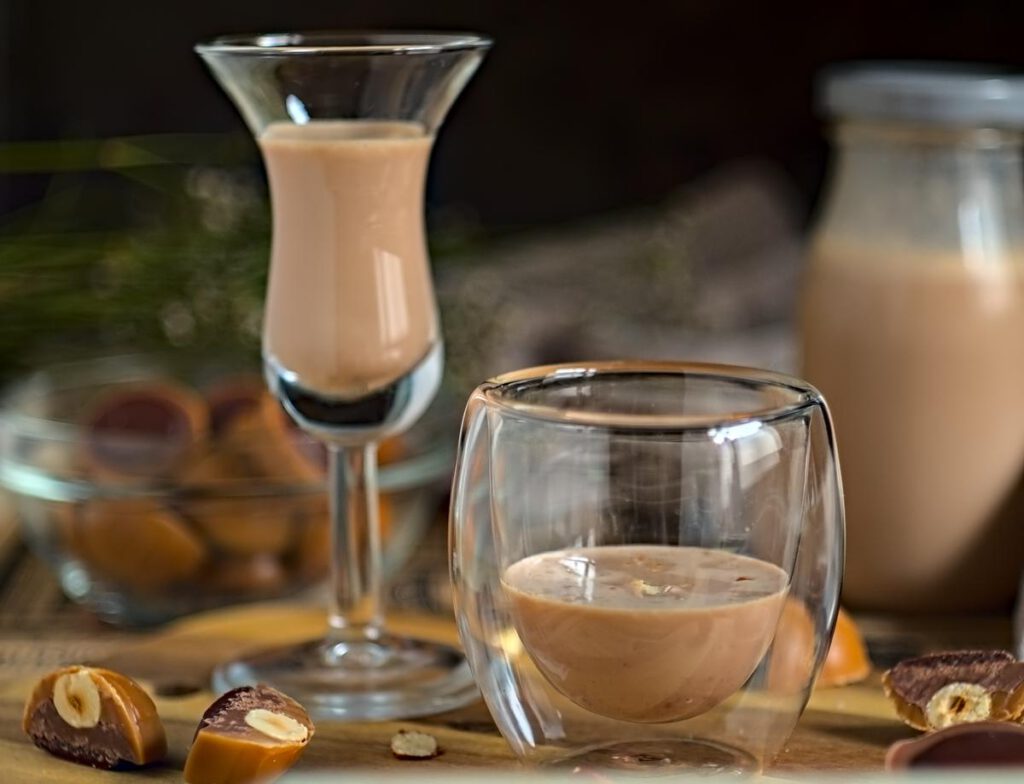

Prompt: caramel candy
xmin=292 ymin=507 xmax=331 ymax=581
xmin=819 ymin=607 xmax=872 ymax=688
xmin=73 ymin=499 xmax=207 ymax=592
xmin=292 ymin=494 xmax=394 ymax=580
xmin=221 ymin=402 xmax=320 ymax=483
xmin=887 ymin=721 xmax=1024 ymax=769
xmin=178 ymin=445 xmax=299 ymax=560
xmin=187 ymin=496 xmax=297 ymax=557
xmin=884 ymin=650 xmax=1024 ymax=731
xmin=184 ymin=685 xmax=314 ymax=784
xmin=767 ymin=601 xmax=871 ymax=691
xmin=203 ymin=376 xmax=267 ymax=438
xmin=203 ymin=554 xmax=287 ymax=596
xmin=22 ymin=665 xmax=166 ymax=769
xmin=378 ymin=435 xmax=408 ymax=467
xmin=765 ymin=597 xmax=816 ymax=693
xmin=81 ymin=381 xmax=208 ymax=480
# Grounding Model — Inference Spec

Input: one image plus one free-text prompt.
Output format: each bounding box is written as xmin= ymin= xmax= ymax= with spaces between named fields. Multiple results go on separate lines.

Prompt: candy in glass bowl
xmin=0 ymin=354 xmax=454 ymax=626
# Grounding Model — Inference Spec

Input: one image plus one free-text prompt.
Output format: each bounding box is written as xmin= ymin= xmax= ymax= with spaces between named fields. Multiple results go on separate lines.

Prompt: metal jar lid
xmin=818 ymin=62 xmax=1024 ymax=128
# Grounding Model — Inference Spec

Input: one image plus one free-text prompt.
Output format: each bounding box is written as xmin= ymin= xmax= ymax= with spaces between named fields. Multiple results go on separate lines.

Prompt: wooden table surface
xmin=0 ymin=506 xmax=1014 ymax=782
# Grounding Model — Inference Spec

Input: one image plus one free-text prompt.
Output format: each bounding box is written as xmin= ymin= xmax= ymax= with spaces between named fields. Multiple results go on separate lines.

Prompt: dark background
xmin=5 ymin=1 xmax=1024 ymax=231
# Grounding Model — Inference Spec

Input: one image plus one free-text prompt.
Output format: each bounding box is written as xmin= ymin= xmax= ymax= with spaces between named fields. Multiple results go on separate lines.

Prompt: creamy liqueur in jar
xmin=801 ymin=64 xmax=1024 ymax=611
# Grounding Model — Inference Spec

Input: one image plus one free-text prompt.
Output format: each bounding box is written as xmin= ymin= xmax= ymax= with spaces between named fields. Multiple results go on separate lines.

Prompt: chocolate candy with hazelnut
xmin=184 ymin=685 xmax=314 ymax=784
xmin=883 ymin=650 xmax=1024 ymax=731
xmin=72 ymin=498 xmax=207 ymax=592
xmin=22 ymin=665 xmax=166 ymax=769
xmin=887 ymin=721 xmax=1024 ymax=769
xmin=81 ymin=381 xmax=208 ymax=481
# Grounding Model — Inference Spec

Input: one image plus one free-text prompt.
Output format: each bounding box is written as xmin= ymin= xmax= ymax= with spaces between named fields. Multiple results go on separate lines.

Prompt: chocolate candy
xmin=887 ymin=721 xmax=1024 ymax=768
xmin=203 ymin=376 xmax=266 ymax=438
xmin=184 ymin=685 xmax=314 ymax=784
xmin=220 ymin=405 xmax=321 ymax=483
xmin=883 ymin=650 xmax=1024 ymax=731
xmin=72 ymin=498 xmax=207 ymax=592
xmin=22 ymin=665 xmax=166 ymax=769
xmin=82 ymin=381 xmax=208 ymax=480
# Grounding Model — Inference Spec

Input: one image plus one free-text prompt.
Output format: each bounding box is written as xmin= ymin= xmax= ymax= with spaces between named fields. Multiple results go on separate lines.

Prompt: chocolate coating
xmin=886 ymin=651 xmax=1016 ymax=706
xmin=83 ymin=382 xmax=207 ymax=478
xmin=887 ymin=721 xmax=1024 ymax=769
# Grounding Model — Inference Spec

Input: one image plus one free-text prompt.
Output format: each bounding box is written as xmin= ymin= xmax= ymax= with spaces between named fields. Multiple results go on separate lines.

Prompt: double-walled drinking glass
xmin=450 ymin=362 xmax=844 ymax=773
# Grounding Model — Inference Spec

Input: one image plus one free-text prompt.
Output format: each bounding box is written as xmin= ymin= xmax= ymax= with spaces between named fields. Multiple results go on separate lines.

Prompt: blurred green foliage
xmin=0 ymin=133 xmax=493 ymax=391
xmin=0 ymin=134 xmax=276 ymax=385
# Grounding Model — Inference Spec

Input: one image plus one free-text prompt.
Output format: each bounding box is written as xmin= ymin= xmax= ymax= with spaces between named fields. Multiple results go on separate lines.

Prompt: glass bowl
xmin=0 ymin=354 xmax=455 ymax=626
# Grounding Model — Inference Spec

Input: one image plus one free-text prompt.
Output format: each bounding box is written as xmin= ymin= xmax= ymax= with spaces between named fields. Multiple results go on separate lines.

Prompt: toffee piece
xmin=22 ymin=665 xmax=167 ymax=769
xmin=184 ymin=685 xmax=314 ymax=784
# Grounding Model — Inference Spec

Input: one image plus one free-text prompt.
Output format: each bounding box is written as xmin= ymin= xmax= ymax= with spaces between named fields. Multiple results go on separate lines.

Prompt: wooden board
xmin=1 ymin=601 xmax=990 ymax=782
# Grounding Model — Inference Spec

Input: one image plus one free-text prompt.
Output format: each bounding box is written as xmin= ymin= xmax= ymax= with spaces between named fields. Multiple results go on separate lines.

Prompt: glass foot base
xmin=212 ymin=633 xmax=479 ymax=721
xmin=555 ymin=740 xmax=757 ymax=777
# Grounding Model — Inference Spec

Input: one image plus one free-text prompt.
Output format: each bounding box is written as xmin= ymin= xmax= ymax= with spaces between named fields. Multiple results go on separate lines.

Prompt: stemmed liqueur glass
xmin=195 ymin=31 xmax=490 ymax=720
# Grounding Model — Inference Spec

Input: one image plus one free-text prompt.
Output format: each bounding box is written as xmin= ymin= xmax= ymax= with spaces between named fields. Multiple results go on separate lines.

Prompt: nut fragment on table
xmin=883 ymin=650 xmax=1024 ymax=731
xmin=887 ymin=720 xmax=1024 ymax=769
xmin=390 ymin=729 xmax=440 ymax=759
xmin=184 ymin=684 xmax=314 ymax=784
xmin=22 ymin=665 xmax=166 ymax=769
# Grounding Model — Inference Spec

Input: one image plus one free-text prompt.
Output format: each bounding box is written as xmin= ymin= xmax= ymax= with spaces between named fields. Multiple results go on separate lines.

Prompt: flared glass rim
xmin=194 ymin=30 xmax=493 ymax=56
xmin=478 ymin=360 xmax=823 ymax=430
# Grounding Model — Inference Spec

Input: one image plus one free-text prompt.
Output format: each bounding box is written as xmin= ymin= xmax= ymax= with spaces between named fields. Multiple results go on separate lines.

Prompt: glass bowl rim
xmin=0 ymin=354 xmax=454 ymax=498
xmin=194 ymin=30 xmax=493 ymax=56
xmin=476 ymin=360 xmax=824 ymax=431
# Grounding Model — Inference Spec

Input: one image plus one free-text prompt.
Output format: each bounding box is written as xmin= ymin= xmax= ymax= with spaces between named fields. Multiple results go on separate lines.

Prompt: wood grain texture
xmin=0 ymin=601 xmax=984 ymax=783
xmin=0 ymin=511 xmax=1012 ymax=783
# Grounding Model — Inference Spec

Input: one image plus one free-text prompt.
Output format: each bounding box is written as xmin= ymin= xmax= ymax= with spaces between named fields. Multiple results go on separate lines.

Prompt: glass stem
xmin=326 ymin=443 xmax=384 ymax=642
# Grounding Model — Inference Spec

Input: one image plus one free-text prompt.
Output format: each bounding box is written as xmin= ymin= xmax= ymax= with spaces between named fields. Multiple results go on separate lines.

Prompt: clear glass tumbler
xmin=450 ymin=361 xmax=844 ymax=773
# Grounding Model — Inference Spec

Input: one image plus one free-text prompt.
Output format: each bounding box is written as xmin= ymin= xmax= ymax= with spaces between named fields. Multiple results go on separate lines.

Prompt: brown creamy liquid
xmin=259 ymin=121 xmax=437 ymax=396
xmin=502 ymin=546 xmax=787 ymax=723
xmin=802 ymin=246 xmax=1024 ymax=611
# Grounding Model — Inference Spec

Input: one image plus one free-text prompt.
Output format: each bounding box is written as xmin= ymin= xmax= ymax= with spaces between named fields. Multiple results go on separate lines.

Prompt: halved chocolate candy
xmin=883 ymin=650 xmax=1024 ymax=731
xmin=22 ymin=665 xmax=166 ymax=769
xmin=184 ymin=685 xmax=314 ymax=784
xmin=82 ymin=382 xmax=208 ymax=480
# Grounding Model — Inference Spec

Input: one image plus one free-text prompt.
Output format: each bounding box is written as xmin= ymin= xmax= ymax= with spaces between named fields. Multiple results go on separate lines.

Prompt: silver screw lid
xmin=818 ymin=62 xmax=1024 ymax=128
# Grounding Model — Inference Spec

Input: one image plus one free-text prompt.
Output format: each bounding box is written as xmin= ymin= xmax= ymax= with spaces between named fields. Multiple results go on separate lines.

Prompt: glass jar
xmin=801 ymin=64 xmax=1024 ymax=612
